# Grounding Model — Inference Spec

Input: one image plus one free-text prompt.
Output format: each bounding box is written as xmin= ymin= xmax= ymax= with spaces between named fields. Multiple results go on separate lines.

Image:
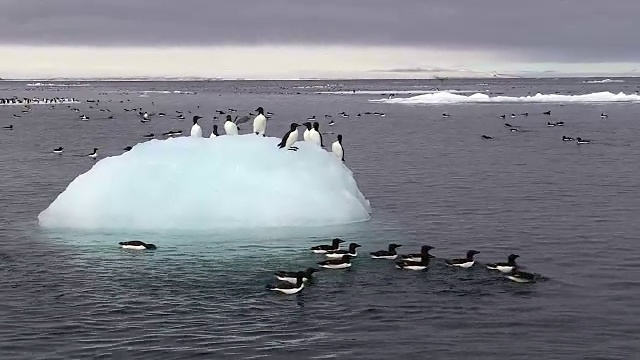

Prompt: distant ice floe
xmin=26 ymin=83 xmax=91 ymax=87
xmin=318 ymin=89 xmax=483 ymax=95
xmin=140 ymin=90 xmax=197 ymax=95
xmin=583 ymin=79 xmax=625 ymax=84
xmin=370 ymin=91 xmax=640 ymax=105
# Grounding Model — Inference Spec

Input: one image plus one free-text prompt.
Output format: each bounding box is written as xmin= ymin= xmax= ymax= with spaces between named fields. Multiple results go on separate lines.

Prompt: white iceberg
xmin=38 ymin=135 xmax=371 ymax=230
xmin=370 ymin=91 xmax=640 ymax=105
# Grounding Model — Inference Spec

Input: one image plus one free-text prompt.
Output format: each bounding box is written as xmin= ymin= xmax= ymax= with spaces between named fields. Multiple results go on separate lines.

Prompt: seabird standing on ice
xmin=190 ymin=116 xmax=203 ymax=138
xmin=210 ymin=124 xmax=219 ymax=138
xmin=302 ymin=122 xmax=312 ymax=141
xmin=277 ymin=123 xmax=300 ymax=151
xmin=253 ymin=107 xmax=267 ymax=136
xmin=224 ymin=115 xmax=239 ymax=135
xmin=331 ymin=135 xmax=344 ymax=161
xmin=309 ymin=122 xmax=324 ymax=147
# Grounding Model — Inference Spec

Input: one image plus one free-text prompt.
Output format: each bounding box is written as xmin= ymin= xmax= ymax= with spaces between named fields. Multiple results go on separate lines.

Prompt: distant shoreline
xmin=0 ymin=76 xmax=636 ymax=82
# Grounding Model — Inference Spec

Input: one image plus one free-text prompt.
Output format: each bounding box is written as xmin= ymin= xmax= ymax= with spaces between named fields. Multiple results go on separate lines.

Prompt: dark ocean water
xmin=1 ymin=78 xmax=640 ymax=359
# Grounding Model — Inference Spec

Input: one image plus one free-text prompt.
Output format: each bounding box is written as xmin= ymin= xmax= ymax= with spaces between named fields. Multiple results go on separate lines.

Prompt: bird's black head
xmin=255 ymin=107 xmax=264 ymax=114
xmin=193 ymin=115 xmax=202 ymax=124
xmin=389 ymin=243 xmax=402 ymax=250
xmin=576 ymin=137 xmax=582 ymax=141
xmin=349 ymin=243 xmax=361 ymax=250
xmin=313 ymin=122 xmax=320 ymax=130
xmin=332 ymin=238 xmax=345 ymax=245
xmin=305 ymin=267 xmax=319 ymax=274
xmin=337 ymin=134 xmax=343 ymax=142
xmin=467 ymin=250 xmax=480 ymax=258
xmin=290 ymin=123 xmax=300 ymax=130
xmin=226 ymin=115 xmax=232 ymax=121
xmin=421 ymin=245 xmax=434 ymax=252
xmin=341 ymin=255 xmax=353 ymax=260
xmin=508 ymin=254 xmax=520 ymax=261
xmin=145 ymin=243 xmax=157 ymax=250
xmin=303 ymin=122 xmax=312 ymax=129
xmin=93 ymin=148 xmax=98 ymax=151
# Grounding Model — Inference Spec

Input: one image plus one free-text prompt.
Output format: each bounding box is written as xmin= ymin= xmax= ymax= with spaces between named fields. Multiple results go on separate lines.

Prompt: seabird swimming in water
xmin=274 ymin=267 xmax=319 ymax=284
xmin=399 ymin=245 xmax=435 ymax=262
xmin=396 ymin=245 xmax=433 ymax=270
xmin=123 ymin=146 xmax=133 ymax=151
xmin=87 ymin=148 xmax=98 ymax=159
xmin=331 ymin=135 xmax=344 ymax=161
xmin=504 ymin=123 xmax=512 ymax=128
xmin=481 ymin=135 xmax=493 ymax=140
xmin=445 ymin=250 xmax=480 ymax=268
xmin=53 ymin=147 xmax=63 ymax=154
xmin=543 ymin=111 xmax=551 ymax=115
xmin=576 ymin=137 xmax=591 ymax=144
xmin=486 ymin=254 xmax=520 ymax=273
xmin=3 ymin=125 xmax=13 ymax=130
xmin=253 ymin=107 xmax=267 ymax=136
xmin=499 ymin=115 xmax=506 ymax=119
xmin=442 ymin=113 xmax=450 ymax=118
xmin=600 ymin=112 xmax=608 ymax=118
xmin=506 ymin=269 xmax=537 ymax=283
xmin=562 ymin=136 xmax=574 ymax=141
xmin=143 ymin=133 xmax=155 ymax=138
xmin=310 ymin=238 xmax=345 ymax=254
xmin=277 ymin=123 xmax=300 ymax=151
xmin=328 ymin=120 xmax=335 ymax=126
xmin=317 ymin=255 xmax=353 ymax=269
xmin=119 ymin=240 xmax=157 ymax=250
xmin=370 ymin=244 xmax=402 ymax=259
xmin=325 ymin=242 xmax=361 ymax=258
xmin=267 ymin=273 xmax=305 ymax=294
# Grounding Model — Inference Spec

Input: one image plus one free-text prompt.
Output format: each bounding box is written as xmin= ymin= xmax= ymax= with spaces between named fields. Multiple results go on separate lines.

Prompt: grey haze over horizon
xmin=1 ymin=0 xmax=639 ymax=62
xmin=1 ymin=0 xmax=639 ymax=79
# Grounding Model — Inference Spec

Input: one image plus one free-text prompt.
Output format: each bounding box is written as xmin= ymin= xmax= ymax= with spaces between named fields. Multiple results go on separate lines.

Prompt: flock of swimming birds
xmin=118 ymin=238 xmax=543 ymax=295
xmin=1 ymin=96 xmax=348 ymax=161
xmin=442 ymin=109 xmax=608 ymax=144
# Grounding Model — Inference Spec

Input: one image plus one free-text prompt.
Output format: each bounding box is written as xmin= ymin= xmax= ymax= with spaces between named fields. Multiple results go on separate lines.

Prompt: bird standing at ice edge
xmin=253 ymin=107 xmax=267 ymax=136
xmin=190 ymin=116 xmax=203 ymax=138
xmin=278 ymin=123 xmax=300 ymax=151
xmin=210 ymin=124 xmax=219 ymax=138
xmin=302 ymin=122 xmax=312 ymax=142
xmin=224 ymin=115 xmax=239 ymax=135
xmin=332 ymin=134 xmax=344 ymax=161
xmin=309 ymin=122 xmax=323 ymax=147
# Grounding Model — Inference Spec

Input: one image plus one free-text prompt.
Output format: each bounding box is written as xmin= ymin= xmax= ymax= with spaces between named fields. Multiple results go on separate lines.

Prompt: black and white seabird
xmin=318 ymin=255 xmax=353 ymax=269
xmin=370 ymin=244 xmax=402 ymax=259
xmin=562 ymin=136 xmax=574 ymax=141
xmin=143 ymin=133 xmax=155 ymax=138
xmin=53 ymin=147 xmax=63 ymax=154
xmin=267 ymin=273 xmax=305 ymax=294
xmin=3 ymin=125 xmax=13 ymax=130
xmin=123 ymin=146 xmax=133 ymax=151
xmin=506 ymin=269 xmax=537 ymax=283
xmin=543 ymin=110 xmax=551 ymax=115
xmin=119 ymin=240 xmax=157 ymax=250
xmin=600 ymin=112 xmax=608 ymax=118
xmin=442 ymin=113 xmax=450 ymax=118
xmin=332 ymin=135 xmax=344 ymax=161
xmin=576 ymin=137 xmax=591 ymax=144
xmin=481 ymin=135 xmax=493 ymax=140
xmin=396 ymin=245 xmax=433 ymax=270
xmin=445 ymin=250 xmax=480 ymax=268
xmin=486 ymin=254 xmax=520 ymax=273
xmin=277 ymin=123 xmax=300 ymax=151
xmin=274 ymin=267 xmax=319 ymax=284
xmin=311 ymin=238 xmax=345 ymax=254
xmin=325 ymin=242 xmax=361 ymax=259
xmin=399 ymin=245 xmax=435 ymax=262
xmin=87 ymin=148 xmax=98 ymax=159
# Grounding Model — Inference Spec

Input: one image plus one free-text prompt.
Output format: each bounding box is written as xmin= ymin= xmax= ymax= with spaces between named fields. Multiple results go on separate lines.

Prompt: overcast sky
xmin=1 ymin=0 xmax=638 ymax=79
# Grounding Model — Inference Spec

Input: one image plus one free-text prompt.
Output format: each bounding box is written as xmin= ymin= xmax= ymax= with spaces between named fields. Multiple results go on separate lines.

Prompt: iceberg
xmin=38 ymin=135 xmax=371 ymax=231
xmin=370 ymin=91 xmax=640 ymax=105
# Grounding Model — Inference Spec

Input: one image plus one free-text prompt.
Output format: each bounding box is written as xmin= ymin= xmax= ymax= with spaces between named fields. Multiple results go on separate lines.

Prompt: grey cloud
xmin=1 ymin=0 xmax=639 ymax=62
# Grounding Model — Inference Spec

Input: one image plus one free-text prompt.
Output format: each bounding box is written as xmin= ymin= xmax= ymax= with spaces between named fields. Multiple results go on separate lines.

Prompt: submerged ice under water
xmin=37 ymin=135 xmax=371 ymax=230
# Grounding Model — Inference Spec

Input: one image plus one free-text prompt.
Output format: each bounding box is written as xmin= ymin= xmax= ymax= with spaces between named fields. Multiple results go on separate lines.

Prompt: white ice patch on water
xmin=582 ymin=79 xmax=625 ymax=84
xmin=318 ymin=89 xmax=483 ymax=95
xmin=25 ymin=83 xmax=91 ymax=87
xmin=0 ymin=99 xmax=80 ymax=106
xmin=38 ymin=135 xmax=371 ymax=230
xmin=370 ymin=91 xmax=640 ymax=104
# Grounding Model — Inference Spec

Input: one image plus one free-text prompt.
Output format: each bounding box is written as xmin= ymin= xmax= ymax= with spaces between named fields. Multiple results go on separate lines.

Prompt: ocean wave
xmin=370 ymin=91 xmax=640 ymax=104
xmin=583 ymin=79 xmax=625 ymax=84
xmin=26 ymin=83 xmax=91 ymax=87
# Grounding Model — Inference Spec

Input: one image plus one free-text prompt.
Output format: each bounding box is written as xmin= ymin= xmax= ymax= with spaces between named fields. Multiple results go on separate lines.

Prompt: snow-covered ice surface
xmin=38 ymin=135 xmax=371 ymax=230
xmin=371 ymin=91 xmax=640 ymax=104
